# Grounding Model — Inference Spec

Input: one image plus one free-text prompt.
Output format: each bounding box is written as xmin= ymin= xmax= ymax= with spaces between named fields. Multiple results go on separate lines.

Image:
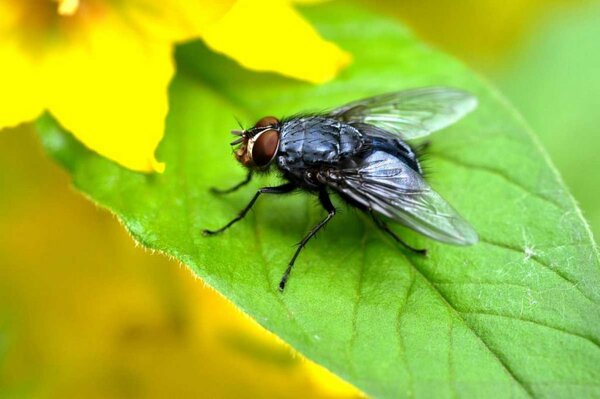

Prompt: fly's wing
xmin=327 ymin=150 xmax=478 ymax=245
xmin=328 ymin=87 xmax=477 ymax=140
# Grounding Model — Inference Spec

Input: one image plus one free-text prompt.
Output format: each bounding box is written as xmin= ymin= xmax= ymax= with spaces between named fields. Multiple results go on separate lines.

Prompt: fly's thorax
xmin=278 ymin=117 xmax=365 ymax=168
xmin=233 ymin=116 xmax=281 ymax=170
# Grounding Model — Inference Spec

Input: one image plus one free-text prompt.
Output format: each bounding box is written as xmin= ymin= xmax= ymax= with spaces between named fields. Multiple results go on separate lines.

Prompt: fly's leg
xmin=210 ymin=171 xmax=253 ymax=195
xmin=279 ymin=189 xmax=336 ymax=292
xmin=203 ymin=182 xmax=295 ymax=236
xmin=370 ymin=212 xmax=427 ymax=256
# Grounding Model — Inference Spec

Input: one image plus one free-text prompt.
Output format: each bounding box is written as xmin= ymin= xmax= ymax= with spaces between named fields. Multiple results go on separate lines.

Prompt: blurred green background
xmin=1 ymin=1 xmax=599 ymax=397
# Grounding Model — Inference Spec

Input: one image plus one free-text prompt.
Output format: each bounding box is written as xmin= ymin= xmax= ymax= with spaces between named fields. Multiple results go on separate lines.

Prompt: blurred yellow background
xmin=1 ymin=0 xmax=599 ymax=397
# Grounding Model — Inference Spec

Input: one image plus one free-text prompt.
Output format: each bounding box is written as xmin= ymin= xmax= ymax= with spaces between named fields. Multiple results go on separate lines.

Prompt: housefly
xmin=203 ymin=87 xmax=479 ymax=291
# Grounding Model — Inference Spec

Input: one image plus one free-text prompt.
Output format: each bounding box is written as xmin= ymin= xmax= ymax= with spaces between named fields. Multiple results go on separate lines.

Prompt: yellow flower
xmin=0 ymin=0 xmax=350 ymax=172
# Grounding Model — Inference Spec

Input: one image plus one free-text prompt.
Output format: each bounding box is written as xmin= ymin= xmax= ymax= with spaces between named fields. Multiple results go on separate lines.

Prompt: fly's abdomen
xmin=365 ymin=135 xmax=423 ymax=175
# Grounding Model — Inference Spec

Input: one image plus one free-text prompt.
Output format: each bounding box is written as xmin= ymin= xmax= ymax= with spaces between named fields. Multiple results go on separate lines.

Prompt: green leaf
xmin=36 ymin=3 xmax=600 ymax=398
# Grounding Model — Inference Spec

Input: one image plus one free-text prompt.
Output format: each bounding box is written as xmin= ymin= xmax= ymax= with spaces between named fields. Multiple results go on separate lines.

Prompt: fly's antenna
xmin=230 ymin=136 xmax=244 ymax=146
xmin=230 ymin=127 xmax=245 ymax=146
xmin=230 ymin=115 xmax=246 ymax=145
xmin=234 ymin=115 xmax=245 ymax=130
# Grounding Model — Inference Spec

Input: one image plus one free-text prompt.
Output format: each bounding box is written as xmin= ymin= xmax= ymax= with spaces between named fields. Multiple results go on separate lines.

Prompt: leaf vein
xmin=348 ymin=231 xmax=369 ymax=379
xmin=396 ymin=270 xmax=416 ymax=399
xmin=430 ymin=152 xmax=567 ymax=211
xmin=460 ymin=311 xmax=600 ymax=350
xmin=481 ymin=237 xmax=600 ymax=306
xmin=253 ymin=204 xmax=312 ymax=341
xmin=401 ymin=254 xmax=535 ymax=398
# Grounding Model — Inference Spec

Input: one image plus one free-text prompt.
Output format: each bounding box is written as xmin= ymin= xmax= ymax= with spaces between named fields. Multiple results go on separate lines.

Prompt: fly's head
xmin=231 ymin=116 xmax=281 ymax=170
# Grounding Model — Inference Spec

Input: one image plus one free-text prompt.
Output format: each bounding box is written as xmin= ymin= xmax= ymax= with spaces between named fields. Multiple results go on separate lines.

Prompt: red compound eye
xmin=251 ymin=129 xmax=280 ymax=167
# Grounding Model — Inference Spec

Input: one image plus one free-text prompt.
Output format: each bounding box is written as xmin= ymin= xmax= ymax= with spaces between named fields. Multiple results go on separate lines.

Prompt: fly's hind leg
xmin=210 ymin=171 xmax=253 ymax=195
xmin=279 ymin=189 xmax=336 ymax=292
xmin=370 ymin=212 xmax=427 ymax=256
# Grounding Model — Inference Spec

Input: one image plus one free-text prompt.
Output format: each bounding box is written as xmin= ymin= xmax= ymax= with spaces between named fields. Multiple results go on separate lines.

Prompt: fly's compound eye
xmin=250 ymin=129 xmax=280 ymax=167
xmin=254 ymin=116 xmax=279 ymax=129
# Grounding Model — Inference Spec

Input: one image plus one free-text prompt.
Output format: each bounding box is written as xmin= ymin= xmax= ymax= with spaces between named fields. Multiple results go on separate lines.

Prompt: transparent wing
xmin=328 ymin=87 xmax=478 ymax=140
xmin=326 ymin=150 xmax=478 ymax=245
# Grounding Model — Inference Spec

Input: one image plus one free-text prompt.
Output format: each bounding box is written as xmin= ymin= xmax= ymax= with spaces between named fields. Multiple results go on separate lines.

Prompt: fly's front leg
xmin=370 ymin=212 xmax=427 ymax=256
xmin=279 ymin=189 xmax=336 ymax=292
xmin=210 ymin=171 xmax=253 ymax=195
xmin=203 ymin=182 xmax=296 ymax=236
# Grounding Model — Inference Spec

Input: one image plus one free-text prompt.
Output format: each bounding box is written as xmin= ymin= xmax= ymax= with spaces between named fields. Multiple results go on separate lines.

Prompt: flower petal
xmin=42 ymin=13 xmax=175 ymax=172
xmin=119 ymin=0 xmax=236 ymax=43
xmin=0 ymin=40 xmax=44 ymax=128
xmin=1 ymin=0 xmax=236 ymax=172
xmin=2 ymin=0 xmax=349 ymax=172
xmin=202 ymin=0 xmax=351 ymax=84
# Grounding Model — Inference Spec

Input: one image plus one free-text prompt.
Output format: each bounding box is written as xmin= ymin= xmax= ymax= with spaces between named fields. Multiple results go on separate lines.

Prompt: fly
xmin=203 ymin=87 xmax=479 ymax=291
